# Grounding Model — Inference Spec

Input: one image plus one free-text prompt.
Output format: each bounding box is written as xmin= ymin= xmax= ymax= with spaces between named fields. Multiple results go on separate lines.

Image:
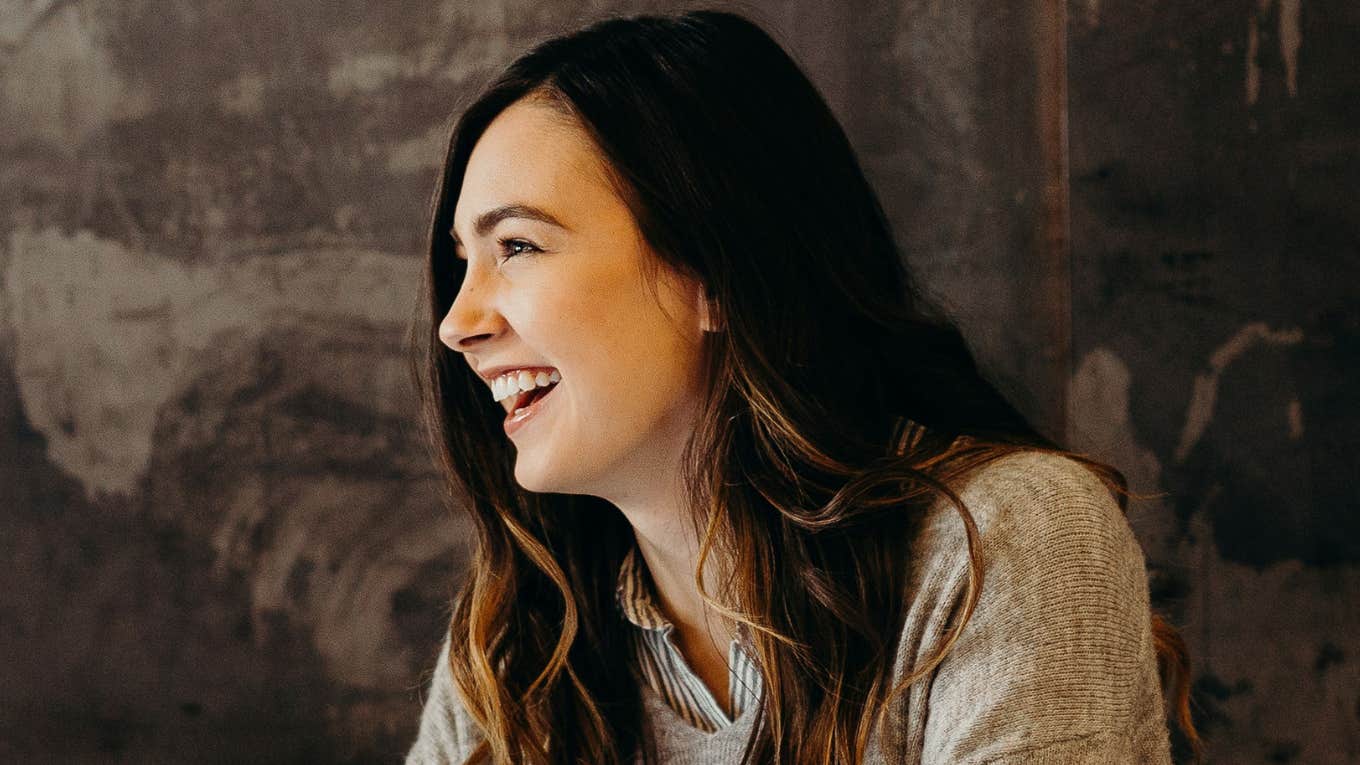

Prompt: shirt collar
xmin=613 ymin=543 xmax=756 ymax=650
xmin=614 ymin=543 xmax=673 ymax=631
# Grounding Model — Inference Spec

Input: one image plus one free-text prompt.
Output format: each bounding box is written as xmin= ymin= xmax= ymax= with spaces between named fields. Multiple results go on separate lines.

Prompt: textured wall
xmin=1 ymin=1 xmax=1354 ymax=763
xmin=1066 ymin=1 xmax=1359 ymax=763
xmin=0 ymin=2 xmax=478 ymax=760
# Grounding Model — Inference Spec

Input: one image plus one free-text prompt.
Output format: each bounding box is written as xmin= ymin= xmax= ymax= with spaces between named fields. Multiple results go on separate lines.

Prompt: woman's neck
xmin=634 ymin=528 xmax=733 ymax=638
xmin=611 ymin=477 xmax=738 ymax=653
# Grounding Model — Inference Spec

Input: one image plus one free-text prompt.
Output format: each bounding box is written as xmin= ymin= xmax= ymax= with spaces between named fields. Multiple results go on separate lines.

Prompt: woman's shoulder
xmin=901 ymin=448 xmax=1153 ymax=621
xmin=910 ymin=449 xmax=1142 ymax=567
xmin=891 ymin=449 xmax=1169 ymax=761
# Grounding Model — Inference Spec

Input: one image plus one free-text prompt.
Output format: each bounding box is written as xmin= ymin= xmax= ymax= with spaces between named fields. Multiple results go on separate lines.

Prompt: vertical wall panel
xmin=1067 ymin=1 xmax=1360 ymax=762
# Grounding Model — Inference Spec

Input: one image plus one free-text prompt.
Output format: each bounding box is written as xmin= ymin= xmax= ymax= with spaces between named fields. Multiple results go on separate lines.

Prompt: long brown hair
xmin=410 ymin=9 xmax=1201 ymax=764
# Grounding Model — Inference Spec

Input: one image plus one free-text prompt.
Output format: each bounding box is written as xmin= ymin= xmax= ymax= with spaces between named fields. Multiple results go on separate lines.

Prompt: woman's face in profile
xmin=440 ymin=96 xmax=713 ymax=499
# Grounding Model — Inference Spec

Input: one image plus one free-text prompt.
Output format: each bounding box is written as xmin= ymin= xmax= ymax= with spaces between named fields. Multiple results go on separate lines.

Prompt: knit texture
xmin=404 ymin=451 xmax=1174 ymax=764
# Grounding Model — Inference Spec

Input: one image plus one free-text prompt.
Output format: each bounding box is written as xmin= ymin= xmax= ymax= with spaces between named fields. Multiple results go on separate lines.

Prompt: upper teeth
xmin=492 ymin=369 xmax=561 ymax=402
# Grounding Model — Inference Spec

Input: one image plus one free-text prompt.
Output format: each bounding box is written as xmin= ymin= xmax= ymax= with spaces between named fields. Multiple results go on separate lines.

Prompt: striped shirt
xmin=613 ymin=544 xmax=763 ymax=733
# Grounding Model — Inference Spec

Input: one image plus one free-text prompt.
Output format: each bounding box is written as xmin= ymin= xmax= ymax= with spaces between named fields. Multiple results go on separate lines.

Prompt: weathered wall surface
xmin=1066 ymin=1 xmax=1360 ymax=763
xmin=0 ymin=2 xmax=509 ymax=760
xmin=0 ymin=0 xmax=1353 ymax=762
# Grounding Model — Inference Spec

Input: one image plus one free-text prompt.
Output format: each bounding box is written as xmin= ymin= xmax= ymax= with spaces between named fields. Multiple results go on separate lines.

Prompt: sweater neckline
xmin=640 ymin=676 xmax=760 ymax=742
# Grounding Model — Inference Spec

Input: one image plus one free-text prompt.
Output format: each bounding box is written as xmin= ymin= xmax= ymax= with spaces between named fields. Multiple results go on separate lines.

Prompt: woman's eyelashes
xmin=498 ymin=237 xmax=542 ymax=260
xmin=451 ymin=237 xmax=542 ymax=265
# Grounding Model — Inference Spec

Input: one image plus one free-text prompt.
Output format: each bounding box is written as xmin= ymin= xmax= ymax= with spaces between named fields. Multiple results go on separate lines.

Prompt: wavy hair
xmin=410 ymin=9 xmax=1201 ymax=764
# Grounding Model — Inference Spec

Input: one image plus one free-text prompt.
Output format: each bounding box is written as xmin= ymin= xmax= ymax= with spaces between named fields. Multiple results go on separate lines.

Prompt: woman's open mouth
xmin=504 ymin=380 xmax=559 ymax=437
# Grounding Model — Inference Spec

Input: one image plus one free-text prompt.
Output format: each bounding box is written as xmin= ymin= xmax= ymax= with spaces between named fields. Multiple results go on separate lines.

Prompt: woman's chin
xmin=512 ymin=455 xmax=558 ymax=494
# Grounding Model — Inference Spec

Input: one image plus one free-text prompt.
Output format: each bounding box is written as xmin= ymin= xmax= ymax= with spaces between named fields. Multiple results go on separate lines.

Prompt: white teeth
xmin=490 ymin=369 xmax=560 ymax=402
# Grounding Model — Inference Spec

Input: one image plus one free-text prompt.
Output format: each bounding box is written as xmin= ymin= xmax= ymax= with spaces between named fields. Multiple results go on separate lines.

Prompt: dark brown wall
xmin=0 ymin=1 xmax=1353 ymax=762
xmin=1066 ymin=2 xmax=1360 ymax=762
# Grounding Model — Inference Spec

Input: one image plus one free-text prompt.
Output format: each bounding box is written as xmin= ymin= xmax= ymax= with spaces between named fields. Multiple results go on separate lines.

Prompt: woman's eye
xmin=498 ymin=238 xmax=541 ymax=259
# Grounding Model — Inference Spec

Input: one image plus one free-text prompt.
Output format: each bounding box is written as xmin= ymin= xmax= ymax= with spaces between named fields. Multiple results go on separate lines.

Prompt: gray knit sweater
xmin=405 ymin=451 xmax=1174 ymax=763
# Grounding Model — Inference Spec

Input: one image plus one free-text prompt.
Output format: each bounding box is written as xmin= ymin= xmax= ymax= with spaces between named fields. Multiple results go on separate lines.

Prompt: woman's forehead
xmin=476 ymin=102 xmax=603 ymax=188
xmin=454 ymin=101 xmax=616 ymax=235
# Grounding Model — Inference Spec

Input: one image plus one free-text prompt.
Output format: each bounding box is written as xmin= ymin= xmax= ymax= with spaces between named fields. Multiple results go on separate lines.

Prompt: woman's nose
xmin=438 ymin=274 xmax=502 ymax=351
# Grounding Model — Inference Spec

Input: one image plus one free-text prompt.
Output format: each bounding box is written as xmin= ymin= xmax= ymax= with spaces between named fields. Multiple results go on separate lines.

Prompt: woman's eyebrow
xmin=449 ymin=203 xmax=569 ymax=246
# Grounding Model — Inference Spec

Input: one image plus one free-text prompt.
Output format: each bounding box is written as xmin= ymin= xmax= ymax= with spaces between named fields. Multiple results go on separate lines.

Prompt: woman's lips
xmin=504 ymin=382 xmax=558 ymax=437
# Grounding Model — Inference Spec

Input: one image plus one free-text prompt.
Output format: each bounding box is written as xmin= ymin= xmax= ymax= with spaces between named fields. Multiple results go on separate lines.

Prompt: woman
xmin=405 ymin=9 xmax=1201 ymax=765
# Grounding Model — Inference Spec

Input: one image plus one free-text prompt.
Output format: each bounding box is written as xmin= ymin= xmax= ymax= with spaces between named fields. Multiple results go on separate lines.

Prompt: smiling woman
xmin=437 ymin=93 xmax=714 ymax=495
xmin=405 ymin=9 xmax=1200 ymax=765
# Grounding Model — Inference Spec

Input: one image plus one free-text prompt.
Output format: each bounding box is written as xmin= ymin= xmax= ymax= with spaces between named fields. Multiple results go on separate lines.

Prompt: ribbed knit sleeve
xmin=405 ymin=634 xmax=481 ymax=765
xmin=917 ymin=452 xmax=1172 ymax=764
